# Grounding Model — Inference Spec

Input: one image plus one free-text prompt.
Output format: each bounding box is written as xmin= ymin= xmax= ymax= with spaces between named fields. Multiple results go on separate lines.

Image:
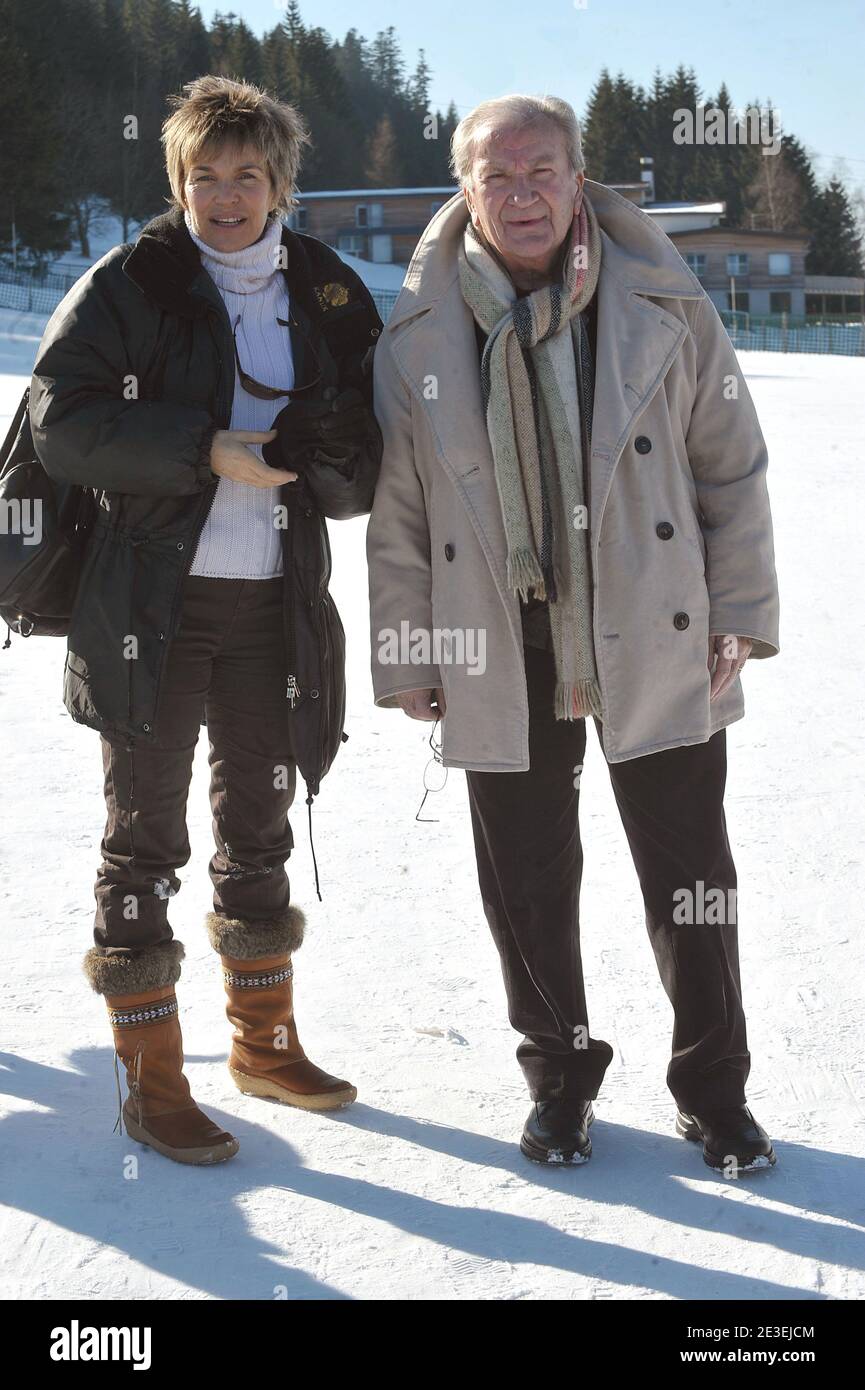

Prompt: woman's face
xmin=183 ymin=140 xmax=275 ymax=251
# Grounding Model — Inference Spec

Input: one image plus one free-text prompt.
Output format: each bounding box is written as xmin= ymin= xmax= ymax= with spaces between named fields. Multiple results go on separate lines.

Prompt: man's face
xmin=464 ymin=121 xmax=584 ymax=282
xmin=183 ymin=140 xmax=275 ymax=251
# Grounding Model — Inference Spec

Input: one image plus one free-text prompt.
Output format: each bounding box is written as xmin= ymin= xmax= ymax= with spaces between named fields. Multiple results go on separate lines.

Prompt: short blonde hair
xmin=450 ymin=94 xmax=585 ymax=187
xmin=161 ymin=74 xmax=311 ymax=218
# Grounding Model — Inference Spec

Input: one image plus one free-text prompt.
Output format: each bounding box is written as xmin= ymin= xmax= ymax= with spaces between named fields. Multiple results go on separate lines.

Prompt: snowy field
xmin=1 ymin=308 xmax=863 ymax=1301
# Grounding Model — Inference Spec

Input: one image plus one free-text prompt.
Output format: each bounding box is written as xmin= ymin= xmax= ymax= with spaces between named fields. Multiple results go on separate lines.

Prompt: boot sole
xmin=229 ymin=1065 xmax=357 ymax=1111
xmin=123 ymin=1112 xmax=240 ymax=1166
xmin=676 ymin=1111 xmax=776 ymax=1175
xmin=520 ymin=1107 xmax=594 ymax=1165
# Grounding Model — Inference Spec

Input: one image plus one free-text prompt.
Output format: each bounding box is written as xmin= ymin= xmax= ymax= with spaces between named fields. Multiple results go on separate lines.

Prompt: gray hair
xmin=449 ymin=94 xmax=585 ymax=187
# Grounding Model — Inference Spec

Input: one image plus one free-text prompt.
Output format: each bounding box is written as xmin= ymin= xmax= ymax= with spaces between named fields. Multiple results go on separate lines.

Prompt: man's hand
xmin=708 ymin=634 xmax=753 ymax=701
xmin=395 ymin=687 xmax=447 ymax=721
xmin=210 ymin=429 xmax=297 ymax=488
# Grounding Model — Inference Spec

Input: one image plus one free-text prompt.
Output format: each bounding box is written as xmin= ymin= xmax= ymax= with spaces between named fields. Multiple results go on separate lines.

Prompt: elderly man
xmin=367 ymin=95 xmax=780 ymax=1174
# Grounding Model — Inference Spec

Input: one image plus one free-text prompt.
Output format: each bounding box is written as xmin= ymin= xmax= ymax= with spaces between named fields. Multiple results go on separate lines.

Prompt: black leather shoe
xmin=676 ymin=1104 xmax=776 ymax=1175
xmin=520 ymin=1099 xmax=594 ymax=1165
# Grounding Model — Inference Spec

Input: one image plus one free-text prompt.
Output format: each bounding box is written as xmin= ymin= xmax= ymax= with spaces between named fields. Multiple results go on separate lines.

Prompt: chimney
xmin=639 ymin=156 xmax=655 ymax=204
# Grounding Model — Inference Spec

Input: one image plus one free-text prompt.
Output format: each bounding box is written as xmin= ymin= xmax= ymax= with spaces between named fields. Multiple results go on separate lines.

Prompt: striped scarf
xmin=457 ymin=194 xmax=603 ymax=720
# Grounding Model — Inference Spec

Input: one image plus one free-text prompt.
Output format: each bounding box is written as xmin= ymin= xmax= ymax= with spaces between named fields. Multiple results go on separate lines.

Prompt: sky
xmin=196 ymin=0 xmax=865 ymax=195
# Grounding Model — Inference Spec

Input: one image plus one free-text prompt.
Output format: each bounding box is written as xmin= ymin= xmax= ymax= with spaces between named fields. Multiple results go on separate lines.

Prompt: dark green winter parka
xmin=29 ymin=206 xmax=383 ymax=798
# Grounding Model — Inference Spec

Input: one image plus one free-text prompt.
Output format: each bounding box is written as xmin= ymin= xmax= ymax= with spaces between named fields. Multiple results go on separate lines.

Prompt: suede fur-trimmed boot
xmin=207 ymin=908 xmax=357 ymax=1111
xmin=85 ymin=941 xmax=239 ymax=1166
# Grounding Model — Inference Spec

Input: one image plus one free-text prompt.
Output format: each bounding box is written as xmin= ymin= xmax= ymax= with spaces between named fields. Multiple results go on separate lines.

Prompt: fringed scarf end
xmin=507 ymin=548 xmax=546 ymax=601
xmin=554 ymin=678 xmax=604 ymax=722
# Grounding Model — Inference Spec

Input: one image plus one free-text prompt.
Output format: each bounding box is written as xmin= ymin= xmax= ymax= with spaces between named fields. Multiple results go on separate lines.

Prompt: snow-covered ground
xmin=1 ymin=326 xmax=863 ymax=1300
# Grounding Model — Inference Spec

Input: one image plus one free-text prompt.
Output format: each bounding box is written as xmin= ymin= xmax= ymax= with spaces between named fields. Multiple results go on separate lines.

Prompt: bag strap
xmin=0 ymin=387 xmax=31 ymax=477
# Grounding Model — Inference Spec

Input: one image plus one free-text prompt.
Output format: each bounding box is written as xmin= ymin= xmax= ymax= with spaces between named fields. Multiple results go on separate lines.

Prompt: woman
xmin=29 ymin=75 xmax=382 ymax=1166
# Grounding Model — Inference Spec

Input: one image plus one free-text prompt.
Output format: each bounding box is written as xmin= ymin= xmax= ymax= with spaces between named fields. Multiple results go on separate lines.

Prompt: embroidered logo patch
xmin=315 ymin=281 xmax=350 ymax=310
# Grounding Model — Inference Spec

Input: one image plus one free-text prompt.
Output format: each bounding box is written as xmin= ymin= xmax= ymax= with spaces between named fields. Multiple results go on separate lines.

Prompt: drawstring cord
xmin=112 ymin=1051 xmax=123 ymax=1135
xmin=113 ymin=1039 xmax=144 ymax=1135
xmin=2 ymin=623 xmax=11 ymax=650
xmin=306 ymin=789 xmax=322 ymax=902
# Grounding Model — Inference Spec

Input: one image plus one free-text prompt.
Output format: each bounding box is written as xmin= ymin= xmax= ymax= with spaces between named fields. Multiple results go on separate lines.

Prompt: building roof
xmin=297 ymin=187 xmax=458 ymax=200
xmin=647 ymin=201 xmax=725 ymax=215
xmin=669 ymin=226 xmax=809 ymax=242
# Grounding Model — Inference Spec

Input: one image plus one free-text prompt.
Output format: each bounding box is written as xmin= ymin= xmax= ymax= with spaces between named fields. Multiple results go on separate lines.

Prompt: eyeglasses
xmin=415 ymin=719 xmax=448 ymax=821
xmin=232 ymin=313 xmax=323 ymax=400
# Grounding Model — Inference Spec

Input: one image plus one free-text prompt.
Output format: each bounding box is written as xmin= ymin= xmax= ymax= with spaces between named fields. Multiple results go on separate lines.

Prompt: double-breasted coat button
xmin=444 ymin=543 xmax=455 ymax=561
xmin=656 ymin=521 xmax=674 ymax=540
xmin=673 ymin=612 xmax=690 ymax=630
xmin=635 ymin=436 xmax=652 ymax=454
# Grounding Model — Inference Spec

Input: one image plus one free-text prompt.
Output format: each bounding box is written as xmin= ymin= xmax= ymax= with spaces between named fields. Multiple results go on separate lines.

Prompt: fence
xmin=0 ymin=266 xmax=82 ymax=315
xmin=0 ymin=264 xmax=402 ymax=330
xmin=719 ymin=310 xmax=864 ymax=356
xmin=2 ymin=264 xmax=862 ymax=356
xmin=368 ymin=288 xmax=399 ymax=323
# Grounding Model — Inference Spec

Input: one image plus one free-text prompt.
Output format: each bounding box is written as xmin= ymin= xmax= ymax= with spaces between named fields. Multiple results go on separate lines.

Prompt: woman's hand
xmin=209 ymin=429 xmax=297 ymax=488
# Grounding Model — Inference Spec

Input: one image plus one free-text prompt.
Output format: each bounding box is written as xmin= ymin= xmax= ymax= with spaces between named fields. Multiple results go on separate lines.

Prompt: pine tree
xmin=370 ymin=27 xmax=404 ymax=95
xmin=0 ymin=0 xmax=69 ymax=262
xmin=809 ymin=177 xmax=864 ymax=276
xmin=708 ymin=83 xmax=754 ymax=226
xmin=407 ymin=51 xmax=431 ymax=112
xmin=583 ymin=71 xmax=649 ymax=185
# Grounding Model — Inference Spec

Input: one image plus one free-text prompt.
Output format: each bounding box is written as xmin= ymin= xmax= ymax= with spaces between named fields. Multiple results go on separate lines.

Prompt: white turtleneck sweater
xmin=185 ymin=211 xmax=292 ymax=579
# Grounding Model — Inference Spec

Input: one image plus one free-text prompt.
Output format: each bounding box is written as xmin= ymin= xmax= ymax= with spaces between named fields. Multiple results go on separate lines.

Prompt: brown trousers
xmin=93 ymin=576 xmax=296 ymax=955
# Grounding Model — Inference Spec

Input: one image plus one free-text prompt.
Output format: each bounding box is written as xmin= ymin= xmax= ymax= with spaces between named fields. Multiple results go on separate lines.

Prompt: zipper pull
xmin=286 ymin=675 xmax=300 ymax=708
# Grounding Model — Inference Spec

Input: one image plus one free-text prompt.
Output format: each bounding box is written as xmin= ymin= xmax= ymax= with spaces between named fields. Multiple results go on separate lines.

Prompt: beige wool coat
xmin=366 ymin=181 xmax=780 ymax=771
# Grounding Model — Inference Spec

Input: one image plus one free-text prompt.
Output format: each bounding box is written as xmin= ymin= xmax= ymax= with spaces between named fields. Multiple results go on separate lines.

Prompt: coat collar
xmin=120 ymin=204 xmax=323 ymax=387
xmin=120 ymin=204 xmax=313 ymax=320
xmin=385 ymin=180 xmax=704 ymax=590
xmin=387 ymin=179 xmax=703 ymax=330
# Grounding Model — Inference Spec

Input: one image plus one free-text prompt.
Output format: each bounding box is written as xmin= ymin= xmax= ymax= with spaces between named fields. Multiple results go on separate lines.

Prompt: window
xmin=338 ymin=234 xmax=365 ymax=255
xmin=356 ymin=202 xmax=383 ymax=228
xmin=294 ymin=208 xmax=308 ymax=231
xmin=727 ymin=253 xmax=749 ymax=276
xmin=684 ymin=252 xmax=706 ymax=276
xmin=768 ymin=252 xmax=791 ymax=276
xmin=770 ymin=292 xmax=791 ymax=314
xmin=726 ymin=291 xmax=750 ymax=312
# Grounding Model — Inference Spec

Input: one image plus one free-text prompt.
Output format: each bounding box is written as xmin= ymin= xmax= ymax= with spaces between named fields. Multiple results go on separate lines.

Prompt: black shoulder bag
xmin=0 ymin=386 xmax=95 ymax=643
